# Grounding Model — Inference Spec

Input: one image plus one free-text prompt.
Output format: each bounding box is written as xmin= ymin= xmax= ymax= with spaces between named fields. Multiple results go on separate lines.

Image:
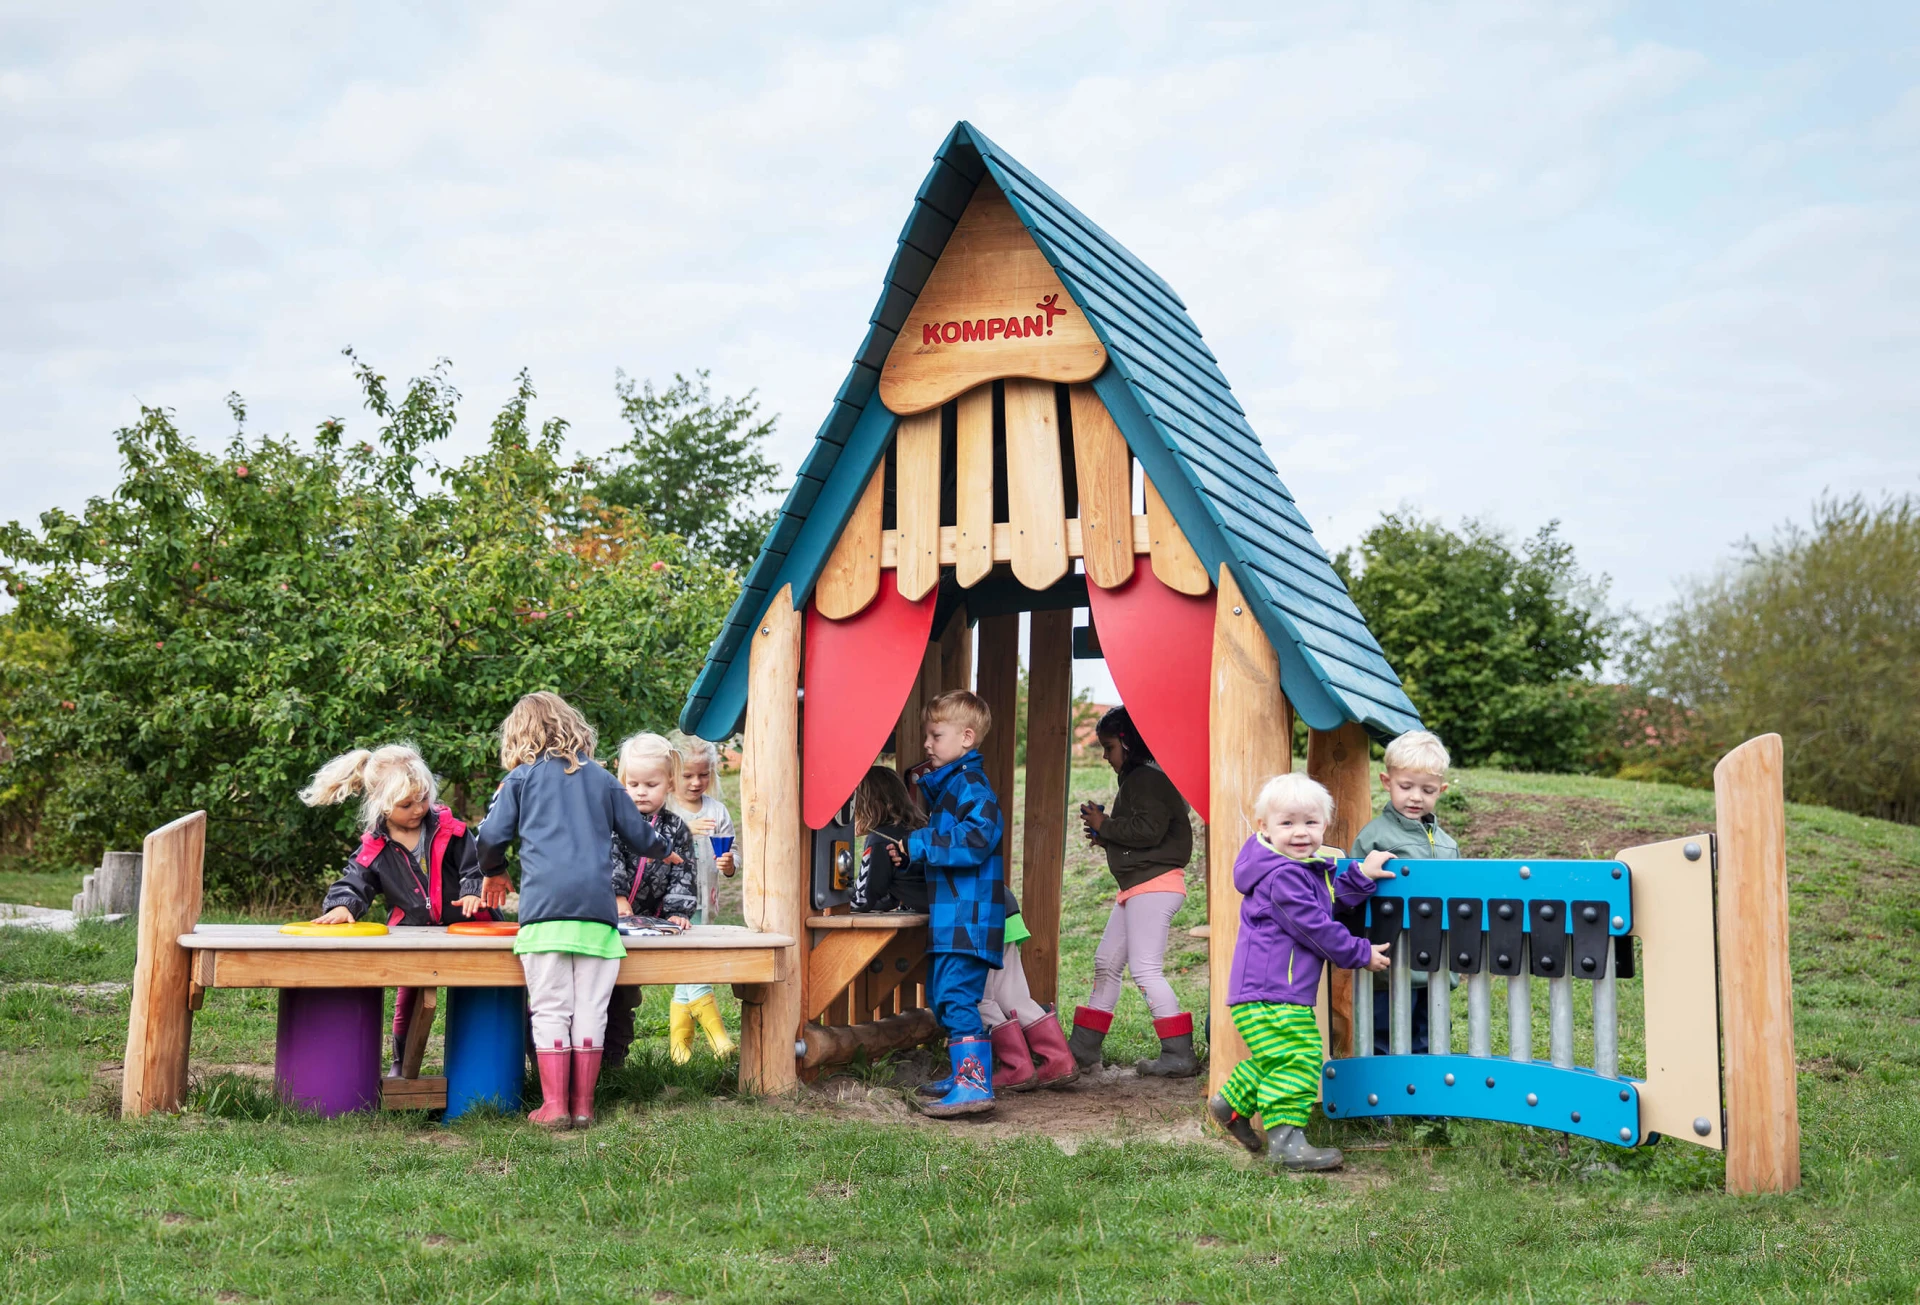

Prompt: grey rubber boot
xmin=1066 ymin=1023 xmax=1107 ymax=1070
xmin=1267 ymin=1125 xmax=1344 ymax=1172
xmin=1136 ymin=1032 xmax=1201 ymax=1078
xmin=1207 ymin=1092 xmax=1265 ymax=1154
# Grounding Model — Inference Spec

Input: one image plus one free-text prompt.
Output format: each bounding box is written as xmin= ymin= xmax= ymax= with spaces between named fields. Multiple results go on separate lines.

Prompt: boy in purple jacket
xmin=1209 ymin=772 xmax=1395 ymax=1171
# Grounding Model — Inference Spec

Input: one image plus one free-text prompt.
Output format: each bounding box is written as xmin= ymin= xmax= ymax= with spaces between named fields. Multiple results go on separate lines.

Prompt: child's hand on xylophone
xmin=1365 ymin=943 xmax=1393 ymax=973
xmin=1359 ymin=850 xmax=1396 ymax=880
xmin=309 ymin=906 xmax=355 ymax=925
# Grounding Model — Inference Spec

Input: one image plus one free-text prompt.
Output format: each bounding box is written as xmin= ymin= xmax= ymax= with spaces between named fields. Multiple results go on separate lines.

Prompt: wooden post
xmin=1207 ymin=568 xmax=1292 ymax=1104
xmin=739 ymin=587 xmax=805 ymax=1096
xmin=1715 ymin=733 xmax=1799 ymax=1194
xmin=894 ymin=642 xmax=939 ymax=775
xmin=939 ymin=604 xmax=974 ymax=693
xmin=975 ymin=614 xmax=1020 ymax=812
xmin=1021 ymin=609 xmax=1072 ymax=1005
xmin=122 ymin=809 xmax=207 ymax=1117
xmin=1308 ymin=721 xmax=1373 ymax=1058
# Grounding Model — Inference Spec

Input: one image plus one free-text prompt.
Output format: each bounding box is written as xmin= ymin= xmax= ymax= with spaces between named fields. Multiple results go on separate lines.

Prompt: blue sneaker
xmin=922 ymin=1036 xmax=995 ymax=1117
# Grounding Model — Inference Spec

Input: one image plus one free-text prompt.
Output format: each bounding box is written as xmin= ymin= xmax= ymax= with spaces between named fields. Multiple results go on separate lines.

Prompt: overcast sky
xmin=4 ymin=2 xmax=1916 ymax=701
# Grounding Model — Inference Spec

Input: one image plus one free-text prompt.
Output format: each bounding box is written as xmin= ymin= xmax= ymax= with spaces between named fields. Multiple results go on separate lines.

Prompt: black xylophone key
xmin=1487 ymin=899 xmax=1524 ymax=976
xmin=1571 ymin=900 xmax=1612 ymax=978
xmin=1408 ymin=898 xmax=1443 ymax=973
xmin=1447 ymin=898 xmax=1483 ymax=974
xmin=1528 ymin=900 xmax=1569 ymax=978
xmin=1369 ymin=896 xmax=1404 ymax=949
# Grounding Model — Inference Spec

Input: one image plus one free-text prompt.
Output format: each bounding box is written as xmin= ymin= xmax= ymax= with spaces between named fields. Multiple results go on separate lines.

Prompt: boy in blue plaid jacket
xmin=888 ymin=690 xmax=1006 ymax=1117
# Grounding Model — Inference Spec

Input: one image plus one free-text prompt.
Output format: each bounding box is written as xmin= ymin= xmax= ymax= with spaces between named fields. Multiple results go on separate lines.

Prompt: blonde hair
xmin=499 ymin=691 xmax=596 ymax=774
xmin=1383 ymin=730 xmax=1451 ymax=778
xmin=300 ymin=744 xmax=436 ymax=832
xmin=1252 ymin=772 xmax=1335 ymax=826
xmin=925 ymin=689 xmax=990 ymax=739
xmin=616 ymin=731 xmax=680 ymax=784
xmin=669 ymin=731 xmax=724 ymax=798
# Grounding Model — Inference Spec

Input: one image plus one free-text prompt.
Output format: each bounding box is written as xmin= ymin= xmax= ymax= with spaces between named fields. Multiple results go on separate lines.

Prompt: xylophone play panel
xmin=1321 ymin=1053 xmax=1642 ymax=1148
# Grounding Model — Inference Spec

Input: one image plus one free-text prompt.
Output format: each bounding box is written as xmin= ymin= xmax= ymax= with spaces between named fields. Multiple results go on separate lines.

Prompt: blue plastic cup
xmin=709 ymin=835 xmax=734 ymax=858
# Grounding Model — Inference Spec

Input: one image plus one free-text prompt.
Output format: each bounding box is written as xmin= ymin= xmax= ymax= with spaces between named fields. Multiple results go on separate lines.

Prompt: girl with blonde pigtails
xmin=301 ymin=743 xmax=488 ymax=1077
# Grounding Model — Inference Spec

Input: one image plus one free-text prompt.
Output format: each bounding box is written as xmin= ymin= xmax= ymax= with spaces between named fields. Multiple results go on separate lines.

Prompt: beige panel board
xmin=1620 ymin=835 xmax=1724 ymax=1151
xmin=815 ymin=464 xmax=886 ymax=619
xmin=954 ymin=386 xmax=994 ymax=588
xmin=1068 ymin=384 xmax=1135 ymax=589
xmin=1002 ymin=378 xmax=1069 ymax=590
xmin=893 ymin=410 xmax=943 ymax=600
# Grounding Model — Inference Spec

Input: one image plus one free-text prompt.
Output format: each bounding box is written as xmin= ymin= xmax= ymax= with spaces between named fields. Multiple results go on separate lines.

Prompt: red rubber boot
xmin=988 ymin=1020 xmax=1037 ymax=1093
xmin=529 ymin=1048 xmax=571 ymax=1130
xmin=1022 ymin=1013 xmax=1081 ymax=1090
xmin=569 ymin=1040 xmax=604 ymax=1129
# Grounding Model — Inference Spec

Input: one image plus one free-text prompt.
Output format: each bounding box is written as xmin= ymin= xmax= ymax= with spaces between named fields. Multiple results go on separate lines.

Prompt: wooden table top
xmin=179 ymin=923 xmax=795 ymax=952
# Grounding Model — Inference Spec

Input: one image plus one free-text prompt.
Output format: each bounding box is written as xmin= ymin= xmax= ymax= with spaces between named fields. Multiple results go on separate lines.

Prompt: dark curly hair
xmin=1094 ymin=705 xmax=1153 ymax=769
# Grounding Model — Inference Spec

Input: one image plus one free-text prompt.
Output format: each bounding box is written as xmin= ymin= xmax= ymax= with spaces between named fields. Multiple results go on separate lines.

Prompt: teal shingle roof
xmin=679 ymin=122 xmax=1421 ymax=742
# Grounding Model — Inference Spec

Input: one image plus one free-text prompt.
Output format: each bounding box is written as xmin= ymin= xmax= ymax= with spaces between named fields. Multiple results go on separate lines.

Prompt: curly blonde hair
xmin=300 ymin=744 xmax=436 ymax=832
xmin=498 ymin=691 xmax=597 ymax=773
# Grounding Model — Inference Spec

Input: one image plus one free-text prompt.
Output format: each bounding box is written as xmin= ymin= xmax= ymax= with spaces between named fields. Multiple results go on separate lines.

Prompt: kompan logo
xmin=922 ymin=294 xmax=1070 ymax=345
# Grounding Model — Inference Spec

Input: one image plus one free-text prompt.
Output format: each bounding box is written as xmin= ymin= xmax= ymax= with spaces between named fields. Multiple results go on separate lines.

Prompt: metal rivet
xmin=1612 ymin=916 xmax=1625 ymax=930
xmin=1443 ymin=1073 xmax=1456 ymax=1086
xmin=1526 ymin=1093 xmax=1538 ymax=1107
xmin=1620 ymin=1128 xmax=1633 ymax=1142
xmin=1611 ymin=868 xmax=1622 ymax=879
xmin=1620 ymin=1090 xmax=1631 ymax=1102
xmin=1326 ymin=1104 xmax=1337 ymax=1113
xmin=1540 ymin=956 xmax=1554 ymax=971
xmin=760 ymin=626 xmax=770 ymax=635
xmin=1457 ymin=952 xmax=1471 ymax=966
xmin=1402 ymin=867 xmax=1412 ymax=877
xmin=1582 ymin=906 xmax=1598 ymax=923
xmin=1418 ymin=902 xmax=1433 ymax=917
xmin=1485 ymin=1077 xmax=1496 ymax=1088
xmin=1581 ymin=957 xmax=1597 ymax=973
xmin=1232 ymin=606 xmax=1243 ymax=615
xmin=1539 ymin=904 xmax=1556 ymax=921
xmin=1367 ymin=1093 xmax=1379 ymax=1106
xmin=1683 ymin=842 xmax=1702 ymax=862
xmin=1496 ymin=953 xmax=1510 ymax=967
xmin=1406 ymin=1084 xmax=1416 ymax=1095
xmin=1694 ymin=1117 xmax=1712 ymax=1137
xmin=1457 ymin=902 xmax=1473 ymax=917
xmin=1570 ymin=1111 xmax=1582 ymax=1123
xmin=1498 ymin=903 xmax=1514 ymax=919
xmin=1519 ymin=866 xmax=1531 ymax=879
xmin=1324 ymin=1066 xmax=1335 ymax=1079
xmin=1417 ymin=951 xmax=1431 ymax=964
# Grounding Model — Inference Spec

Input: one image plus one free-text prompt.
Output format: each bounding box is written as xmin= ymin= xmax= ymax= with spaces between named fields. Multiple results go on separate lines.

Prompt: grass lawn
xmin=1 ymin=766 xmax=1916 ymax=1302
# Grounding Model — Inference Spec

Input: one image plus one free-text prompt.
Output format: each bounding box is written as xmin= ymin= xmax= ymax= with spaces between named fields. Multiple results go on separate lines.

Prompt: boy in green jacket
xmin=1349 ymin=730 xmax=1457 ymax=1055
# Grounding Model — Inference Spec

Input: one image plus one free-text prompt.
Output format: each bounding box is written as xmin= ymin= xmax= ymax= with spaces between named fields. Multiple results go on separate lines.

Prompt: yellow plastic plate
xmin=278 ymin=921 xmax=390 ymax=937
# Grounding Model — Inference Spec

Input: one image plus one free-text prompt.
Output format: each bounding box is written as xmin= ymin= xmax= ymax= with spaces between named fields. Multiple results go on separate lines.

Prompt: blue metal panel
xmin=1366 ymin=859 xmax=1633 ymax=933
xmin=1321 ymin=1054 xmax=1642 ymax=1148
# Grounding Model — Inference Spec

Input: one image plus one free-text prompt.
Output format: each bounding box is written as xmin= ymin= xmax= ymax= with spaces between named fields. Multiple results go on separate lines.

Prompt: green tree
xmin=1335 ymin=514 xmax=1613 ymax=771
xmin=0 ymin=358 xmax=735 ymax=902
xmin=592 ymin=371 xmax=784 ymax=573
xmin=1624 ymin=495 xmax=1920 ymax=822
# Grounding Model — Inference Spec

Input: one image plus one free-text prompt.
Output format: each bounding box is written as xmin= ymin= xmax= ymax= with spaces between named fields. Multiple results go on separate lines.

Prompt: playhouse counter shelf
xmin=178 ymin=923 xmax=794 ymax=992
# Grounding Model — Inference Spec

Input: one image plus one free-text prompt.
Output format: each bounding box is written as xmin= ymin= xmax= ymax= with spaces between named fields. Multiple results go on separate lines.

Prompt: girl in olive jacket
xmin=1071 ymin=707 xmax=1199 ymax=1078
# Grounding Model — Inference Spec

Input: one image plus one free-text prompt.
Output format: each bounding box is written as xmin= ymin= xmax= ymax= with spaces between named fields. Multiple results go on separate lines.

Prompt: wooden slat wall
xmin=1308 ymin=722 xmax=1373 ymax=1058
xmin=894 ymin=410 xmax=942 ymax=601
xmin=1207 ymin=567 xmax=1293 ymax=1106
xmin=954 ymin=387 xmax=994 ymax=588
xmin=1069 ymin=384 xmax=1135 ymax=589
xmin=1144 ymin=476 xmax=1211 ymax=595
xmin=1021 ymin=610 xmax=1073 ymax=1005
xmin=1002 ymin=378 xmax=1069 ymax=590
xmin=815 ymin=464 xmax=885 ymax=619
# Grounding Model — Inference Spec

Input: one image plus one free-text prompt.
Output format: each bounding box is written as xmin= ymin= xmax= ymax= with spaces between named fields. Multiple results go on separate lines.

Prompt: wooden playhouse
xmin=679 ymin=121 xmax=1424 ymax=1100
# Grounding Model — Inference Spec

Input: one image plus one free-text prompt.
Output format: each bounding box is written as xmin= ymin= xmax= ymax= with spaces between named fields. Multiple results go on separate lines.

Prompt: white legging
xmin=521 ymin=951 xmax=622 ymax=1053
xmin=979 ymin=943 xmax=1048 ymax=1030
xmin=1088 ymin=891 xmax=1185 ymax=1020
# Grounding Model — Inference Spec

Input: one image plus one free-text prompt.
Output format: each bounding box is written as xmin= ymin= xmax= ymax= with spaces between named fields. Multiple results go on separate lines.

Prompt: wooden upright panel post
xmin=815 ymin=464 xmax=885 ymax=620
xmin=1002 ymin=379 xmax=1069 ymax=591
xmin=894 ymin=410 xmax=942 ymax=601
xmin=1144 ymin=476 xmax=1211 ymax=596
xmin=1021 ymin=609 xmax=1072 ymax=1005
xmin=1308 ymin=721 xmax=1373 ymax=1058
xmin=122 ymin=809 xmax=207 ymax=1117
xmin=1068 ymin=384 xmax=1134 ymax=590
xmin=1715 ymin=733 xmax=1799 ymax=1194
xmin=975 ymin=615 xmax=1020 ymax=822
xmin=1208 ymin=568 xmax=1293 ymax=1103
xmin=739 ymin=587 xmax=805 ymax=1096
xmin=954 ymin=387 xmax=994 ymax=589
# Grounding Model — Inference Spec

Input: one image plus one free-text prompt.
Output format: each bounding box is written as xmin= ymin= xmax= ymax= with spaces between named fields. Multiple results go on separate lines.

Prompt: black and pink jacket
xmin=320 ymin=805 xmax=488 ymax=926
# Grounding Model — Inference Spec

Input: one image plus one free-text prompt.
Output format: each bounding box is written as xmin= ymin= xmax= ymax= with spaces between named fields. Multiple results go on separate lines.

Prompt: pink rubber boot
xmin=529 ymin=1047 xmax=571 ymax=1130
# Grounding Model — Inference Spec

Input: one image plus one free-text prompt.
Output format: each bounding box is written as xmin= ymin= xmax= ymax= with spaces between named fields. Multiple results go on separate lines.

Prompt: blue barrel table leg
xmin=275 ymin=988 xmax=382 ymax=1116
xmin=444 ymin=987 xmax=527 ymax=1121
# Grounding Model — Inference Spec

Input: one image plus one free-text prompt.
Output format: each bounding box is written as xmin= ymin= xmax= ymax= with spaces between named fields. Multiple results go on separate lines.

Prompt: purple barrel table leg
xmin=276 ymin=988 xmax=382 ymax=1116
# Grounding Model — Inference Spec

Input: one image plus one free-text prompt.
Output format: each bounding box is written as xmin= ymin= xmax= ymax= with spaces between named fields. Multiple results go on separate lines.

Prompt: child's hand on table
xmin=668 ymin=916 xmax=691 ymax=930
xmin=456 ymin=895 xmax=484 ymax=917
xmin=1359 ymin=850 xmax=1396 ymax=880
xmin=310 ymin=906 xmax=355 ymax=925
xmin=1364 ymin=943 xmax=1393 ymax=973
xmin=717 ymin=852 xmax=736 ymax=877
xmin=480 ymin=875 xmax=511 ymax=909
xmin=616 ymin=898 xmax=632 ymax=918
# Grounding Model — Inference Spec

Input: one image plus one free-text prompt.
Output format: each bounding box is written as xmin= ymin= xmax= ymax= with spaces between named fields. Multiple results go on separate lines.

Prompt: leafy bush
xmin=0 ymin=357 xmax=736 ymax=902
xmin=1335 ymin=514 xmax=1614 ymax=771
xmin=1623 ymin=495 xmax=1920 ymax=822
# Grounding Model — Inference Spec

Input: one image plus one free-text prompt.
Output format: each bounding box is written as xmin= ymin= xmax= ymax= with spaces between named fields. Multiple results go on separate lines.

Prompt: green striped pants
xmin=1220 ymin=1002 xmax=1322 ymax=1127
